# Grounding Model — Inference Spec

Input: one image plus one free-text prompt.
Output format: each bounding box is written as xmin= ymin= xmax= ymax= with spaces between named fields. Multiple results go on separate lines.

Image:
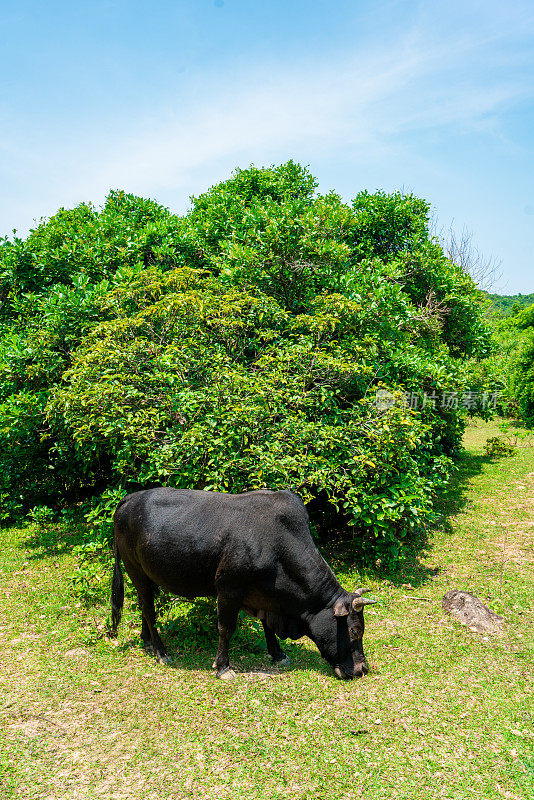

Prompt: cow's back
xmin=113 ymin=487 xmax=311 ymax=600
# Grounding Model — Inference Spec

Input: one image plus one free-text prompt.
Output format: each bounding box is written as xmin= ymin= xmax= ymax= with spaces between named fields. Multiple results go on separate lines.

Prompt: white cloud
xmin=1 ymin=8 xmax=532 ymax=233
xmin=104 ymin=46 xmax=526 ymax=187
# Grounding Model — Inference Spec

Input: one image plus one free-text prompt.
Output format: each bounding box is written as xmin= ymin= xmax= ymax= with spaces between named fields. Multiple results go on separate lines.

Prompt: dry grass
xmin=0 ymin=419 xmax=533 ymax=799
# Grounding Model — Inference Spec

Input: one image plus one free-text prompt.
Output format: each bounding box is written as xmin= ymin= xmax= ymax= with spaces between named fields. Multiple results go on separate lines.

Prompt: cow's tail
xmin=110 ymin=540 xmax=124 ymax=636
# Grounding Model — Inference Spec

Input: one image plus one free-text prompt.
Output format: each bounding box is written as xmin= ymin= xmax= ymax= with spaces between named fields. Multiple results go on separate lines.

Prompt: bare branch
xmin=438 ymin=224 xmax=503 ymax=292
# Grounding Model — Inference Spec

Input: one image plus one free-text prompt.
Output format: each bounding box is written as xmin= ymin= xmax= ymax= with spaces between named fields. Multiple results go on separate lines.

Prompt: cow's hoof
xmin=217 ymin=667 xmax=237 ymax=680
xmin=272 ymin=655 xmax=291 ymax=667
xmin=156 ymin=653 xmax=171 ymax=665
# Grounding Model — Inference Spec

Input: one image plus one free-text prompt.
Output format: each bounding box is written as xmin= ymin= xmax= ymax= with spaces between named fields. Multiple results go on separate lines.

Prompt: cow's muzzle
xmin=334 ymin=660 xmax=368 ymax=680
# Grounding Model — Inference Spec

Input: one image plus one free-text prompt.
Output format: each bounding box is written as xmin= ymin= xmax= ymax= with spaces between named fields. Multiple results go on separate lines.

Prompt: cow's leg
xmin=139 ymin=586 xmax=170 ymax=664
xmin=138 ymin=581 xmax=157 ymax=651
xmin=262 ymin=621 xmax=291 ymax=666
xmin=212 ymin=593 xmax=241 ymax=679
xmin=140 ymin=613 xmax=153 ymax=652
xmin=125 ymin=560 xmax=169 ymax=664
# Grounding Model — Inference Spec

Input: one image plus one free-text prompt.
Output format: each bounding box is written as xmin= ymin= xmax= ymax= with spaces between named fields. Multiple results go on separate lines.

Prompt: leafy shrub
xmin=497 ymin=421 xmax=534 ymax=448
xmin=482 ymin=302 xmax=534 ymax=424
xmin=514 ymin=306 xmax=534 ymax=423
xmin=483 ymin=437 xmax=516 ymax=458
xmin=84 ymin=488 xmax=126 ymax=545
xmin=0 ymin=162 xmax=492 ymax=566
xmin=70 ymin=541 xmax=111 ymax=603
xmin=27 ymin=505 xmax=55 ymax=525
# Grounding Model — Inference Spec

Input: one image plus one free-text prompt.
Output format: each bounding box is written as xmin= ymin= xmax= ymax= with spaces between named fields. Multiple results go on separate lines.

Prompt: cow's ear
xmin=333 ymin=598 xmax=349 ymax=617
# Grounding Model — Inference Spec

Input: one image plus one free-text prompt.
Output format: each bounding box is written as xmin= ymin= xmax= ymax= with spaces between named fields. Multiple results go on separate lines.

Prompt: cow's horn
xmin=354 ymin=587 xmax=372 ymax=597
xmin=352 ymin=597 xmax=377 ymax=610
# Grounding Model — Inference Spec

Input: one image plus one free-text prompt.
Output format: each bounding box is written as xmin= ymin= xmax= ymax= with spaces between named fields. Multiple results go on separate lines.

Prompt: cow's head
xmin=309 ymin=588 xmax=376 ymax=679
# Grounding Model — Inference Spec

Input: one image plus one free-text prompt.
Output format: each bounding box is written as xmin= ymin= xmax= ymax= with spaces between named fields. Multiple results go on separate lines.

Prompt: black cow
xmin=110 ymin=487 xmax=376 ymax=679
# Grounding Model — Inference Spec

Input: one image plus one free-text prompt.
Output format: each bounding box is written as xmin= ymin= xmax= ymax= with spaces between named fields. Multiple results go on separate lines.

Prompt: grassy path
xmin=0 ymin=420 xmax=533 ymax=799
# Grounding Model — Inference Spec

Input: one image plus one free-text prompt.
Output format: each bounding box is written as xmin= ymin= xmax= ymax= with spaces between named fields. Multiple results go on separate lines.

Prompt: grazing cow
xmin=111 ymin=488 xmax=376 ymax=679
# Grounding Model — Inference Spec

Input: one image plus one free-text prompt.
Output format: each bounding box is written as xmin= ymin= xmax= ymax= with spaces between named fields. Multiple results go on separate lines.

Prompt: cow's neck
xmin=288 ymin=540 xmax=344 ymax=612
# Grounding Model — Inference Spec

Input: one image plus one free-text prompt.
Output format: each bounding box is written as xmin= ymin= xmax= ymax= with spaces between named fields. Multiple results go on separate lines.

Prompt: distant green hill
xmin=485 ymin=292 xmax=534 ymax=317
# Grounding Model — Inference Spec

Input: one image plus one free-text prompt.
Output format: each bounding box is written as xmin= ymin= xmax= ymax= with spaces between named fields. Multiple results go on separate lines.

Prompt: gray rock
xmin=442 ymin=590 xmax=504 ymax=635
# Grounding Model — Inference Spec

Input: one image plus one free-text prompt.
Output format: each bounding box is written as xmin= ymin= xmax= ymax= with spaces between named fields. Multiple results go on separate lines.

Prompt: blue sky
xmin=1 ymin=0 xmax=533 ymax=292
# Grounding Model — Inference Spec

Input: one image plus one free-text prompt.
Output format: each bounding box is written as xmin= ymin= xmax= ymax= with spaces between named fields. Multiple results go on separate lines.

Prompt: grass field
xmin=1 ymin=420 xmax=533 ymax=799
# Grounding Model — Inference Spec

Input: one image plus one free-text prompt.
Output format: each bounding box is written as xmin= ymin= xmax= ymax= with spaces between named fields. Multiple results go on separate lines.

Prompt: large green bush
xmin=0 ymin=162 xmax=492 ymax=563
xmin=482 ymin=303 xmax=534 ymax=421
xmin=511 ymin=304 xmax=534 ymax=422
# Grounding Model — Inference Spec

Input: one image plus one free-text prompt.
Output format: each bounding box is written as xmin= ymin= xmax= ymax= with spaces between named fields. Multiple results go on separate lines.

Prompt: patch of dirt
xmin=8 ymin=710 xmax=63 ymax=738
xmin=64 ymin=648 xmax=90 ymax=659
xmin=240 ymin=669 xmax=284 ymax=680
xmin=493 ymin=527 xmax=534 ymax=569
xmin=482 ymin=473 xmax=534 ymax=571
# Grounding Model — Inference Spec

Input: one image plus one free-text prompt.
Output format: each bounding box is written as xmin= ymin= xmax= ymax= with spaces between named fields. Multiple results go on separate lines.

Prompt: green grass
xmin=1 ymin=419 xmax=533 ymax=799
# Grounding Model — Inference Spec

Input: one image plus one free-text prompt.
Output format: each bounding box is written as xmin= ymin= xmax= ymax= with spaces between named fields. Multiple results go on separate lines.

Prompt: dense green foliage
xmin=485 ymin=291 xmax=534 ymax=317
xmin=0 ymin=162 xmax=492 ymax=563
xmin=510 ymin=304 xmax=534 ymax=422
xmin=484 ymin=302 xmax=534 ymax=421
